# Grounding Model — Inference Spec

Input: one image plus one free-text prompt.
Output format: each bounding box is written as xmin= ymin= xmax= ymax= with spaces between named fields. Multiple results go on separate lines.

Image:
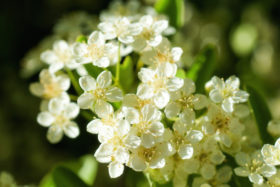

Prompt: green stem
xmin=66 ymin=68 xmax=83 ymax=95
xmin=81 ymin=111 xmax=94 ymax=121
xmin=114 ymin=41 xmax=121 ymax=86
xmin=69 ymin=94 xmax=78 ymax=101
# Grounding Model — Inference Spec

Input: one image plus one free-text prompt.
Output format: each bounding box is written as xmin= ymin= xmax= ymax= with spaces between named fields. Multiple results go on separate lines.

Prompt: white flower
xmin=170 ymin=121 xmax=204 ymax=160
xmin=261 ymin=137 xmax=280 ymax=166
xmin=98 ymin=17 xmax=142 ymax=44
xmin=205 ymin=76 xmax=249 ymax=113
xmin=122 ymin=93 xmax=154 ymax=109
xmin=30 ymin=69 xmax=70 ymax=100
xmin=165 ymin=78 xmax=208 ymax=121
xmin=132 ymin=15 xmax=168 ymax=51
xmin=72 ymin=31 xmax=118 ymax=68
xmin=137 ymin=64 xmax=184 ymax=109
xmin=202 ymin=103 xmax=244 ymax=148
xmin=122 ymin=104 xmax=164 ymax=148
xmin=93 ymin=118 xmax=140 ymax=178
xmin=234 ymin=151 xmax=276 ymax=185
xmin=40 ymin=40 xmax=78 ymax=73
xmin=128 ymin=141 xmax=174 ymax=171
xmin=77 ymin=71 xmax=122 ymax=112
xmin=192 ymin=165 xmax=232 ymax=187
xmin=37 ymin=94 xmax=80 ymax=143
xmin=183 ymin=137 xmax=225 ymax=180
xmin=140 ymin=37 xmax=183 ymax=74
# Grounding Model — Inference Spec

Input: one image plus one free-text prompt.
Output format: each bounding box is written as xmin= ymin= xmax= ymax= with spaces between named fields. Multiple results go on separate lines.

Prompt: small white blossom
xmin=132 ymin=15 xmax=168 ymax=51
xmin=205 ymin=76 xmax=249 ymax=113
xmin=137 ymin=64 xmax=184 ymax=109
xmin=37 ymin=94 xmax=80 ymax=143
xmin=234 ymin=151 xmax=276 ymax=185
xmin=261 ymin=137 xmax=280 ymax=166
xmin=267 ymin=119 xmax=280 ymax=137
xmin=93 ymin=118 xmax=140 ymax=178
xmin=98 ymin=17 xmax=142 ymax=44
xmin=77 ymin=71 xmax=122 ymax=112
xmin=40 ymin=40 xmax=78 ymax=73
xmin=30 ymin=69 xmax=70 ymax=100
xmin=140 ymin=38 xmax=183 ymax=74
xmin=165 ymin=78 xmax=208 ymax=121
xmin=72 ymin=31 xmax=118 ymax=67
xmin=128 ymin=141 xmax=174 ymax=171
xmin=123 ymin=104 xmax=164 ymax=148
xmin=202 ymin=103 xmax=244 ymax=148
xmin=192 ymin=165 xmax=232 ymax=187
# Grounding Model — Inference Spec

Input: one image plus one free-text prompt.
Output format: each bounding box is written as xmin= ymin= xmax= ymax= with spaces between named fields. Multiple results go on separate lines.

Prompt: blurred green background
xmin=0 ymin=0 xmax=280 ymax=186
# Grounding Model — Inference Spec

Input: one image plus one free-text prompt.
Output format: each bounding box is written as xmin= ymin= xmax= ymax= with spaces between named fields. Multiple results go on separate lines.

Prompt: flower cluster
xmin=27 ymin=0 xmax=280 ymax=186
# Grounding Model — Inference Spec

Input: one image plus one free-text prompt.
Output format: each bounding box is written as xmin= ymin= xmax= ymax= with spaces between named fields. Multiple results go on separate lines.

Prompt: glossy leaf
xmin=119 ymin=56 xmax=135 ymax=93
xmin=186 ymin=45 xmax=217 ymax=93
xmin=244 ymin=85 xmax=274 ymax=144
xmin=155 ymin=0 xmax=185 ymax=28
xmin=84 ymin=64 xmax=104 ymax=78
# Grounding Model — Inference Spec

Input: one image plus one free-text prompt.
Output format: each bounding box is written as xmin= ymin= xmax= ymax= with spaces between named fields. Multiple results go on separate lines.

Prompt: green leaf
xmin=52 ymin=166 xmax=89 ymax=187
xmin=155 ymin=0 xmax=185 ymax=28
xmin=84 ymin=64 xmax=104 ymax=78
xmin=119 ymin=56 xmax=135 ymax=93
xmin=76 ymin=35 xmax=87 ymax=43
xmin=244 ymin=85 xmax=274 ymax=144
xmin=176 ymin=68 xmax=187 ymax=79
xmin=39 ymin=155 xmax=98 ymax=187
xmin=186 ymin=45 xmax=217 ymax=93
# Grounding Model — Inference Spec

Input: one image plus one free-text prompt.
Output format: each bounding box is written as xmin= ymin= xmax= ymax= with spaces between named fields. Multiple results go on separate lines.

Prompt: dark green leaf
xmin=155 ymin=0 xmax=185 ymax=28
xmin=52 ymin=166 xmax=89 ymax=187
xmin=186 ymin=45 xmax=217 ymax=93
xmin=244 ymin=85 xmax=274 ymax=144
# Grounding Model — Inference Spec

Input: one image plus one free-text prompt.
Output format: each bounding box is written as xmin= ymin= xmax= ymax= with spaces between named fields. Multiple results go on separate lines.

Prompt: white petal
xmin=178 ymin=144 xmax=193 ymax=159
xmin=79 ymin=76 xmax=96 ymax=91
xmin=167 ymin=77 xmax=184 ymax=92
xmin=181 ymin=78 xmax=195 ymax=96
xmin=98 ymin=22 xmax=116 ymax=40
xmin=141 ymin=104 xmax=161 ymax=122
xmin=201 ymin=164 xmax=216 ymax=180
xmin=153 ymin=20 xmax=168 ymax=34
xmin=88 ymin=31 xmax=105 ymax=46
xmin=153 ymin=89 xmax=170 ymax=109
xmin=115 ymin=147 xmax=129 ymax=164
xmin=141 ymin=133 xmax=155 ymax=148
xmin=48 ymin=98 xmax=64 ymax=114
xmin=57 ymin=75 xmax=70 ymax=91
xmin=47 ymin=125 xmax=63 ymax=144
xmin=123 ymin=94 xmax=138 ymax=107
xmin=94 ymin=100 xmax=114 ymax=119
xmin=37 ymin=112 xmax=54 ymax=127
xmin=72 ymin=42 xmax=88 ymax=57
xmin=193 ymin=94 xmax=209 ymax=110
xmin=109 ymin=162 xmax=124 ymax=178
xmin=209 ymin=89 xmax=223 ymax=103
xmin=188 ymin=130 xmax=204 ymax=143
xmin=63 ymin=121 xmax=80 ymax=138
xmin=117 ymin=120 xmax=130 ymax=136
xmin=150 ymin=158 xmax=166 ymax=169
xmin=249 ymin=173 xmax=263 ymax=184
xmin=232 ymin=90 xmax=249 ymax=103
xmin=171 ymin=47 xmax=183 ymax=62
xmin=106 ymin=87 xmax=123 ymax=102
xmin=260 ymin=165 xmax=276 ymax=177
xmin=77 ymin=93 xmax=94 ymax=109
xmin=235 ymin=152 xmax=251 ymax=166
xmin=123 ymin=107 xmax=140 ymax=124
xmin=149 ymin=122 xmax=164 ymax=136
xmin=29 ymin=83 xmax=44 ymax=97
xmin=179 ymin=108 xmax=195 ymax=125
xmin=53 ymin=40 xmax=69 ymax=52
xmin=140 ymin=15 xmax=153 ymax=27
xmin=164 ymin=102 xmax=181 ymax=119
xmin=94 ymin=57 xmax=110 ymax=68
xmin=234 ymin=167 xmax=250 ymax=177
xmin=97 ymin=71 xmax=112 ymax=88
xmin=136 ymin=84 xmax=154 ymax=100
xmin=125 ymin=135 xmax=141 ymax=149
xmin=130 ymin=155 xmax=146 ymax=171
xmin=87 ymin=119 xmax=103 ymax=134
xmin=64 ymin=103 xmax=80 ymax=119
xmin=222 ymin=98 xmax=234 ymax=113
xmin=40 ymin=50 xmax=57 ymax=64
xmin=94 ymin=143 xmax=113 ymax=163
xmin=148 ymin=35 xmax=162 ymax=47
xmin=138 ymin=68 xmax=155 ymax=83
xmin=225 ymin=76 xmax=240 ymax=89
xmin=49 ymin=63 xmax=63 ymax=73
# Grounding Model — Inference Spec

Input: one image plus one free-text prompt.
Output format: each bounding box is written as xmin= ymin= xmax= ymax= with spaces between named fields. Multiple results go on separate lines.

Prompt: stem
xmin=69 ymin=94 xmax=78 ymax=101
xmin=114 ymin=41 xmax=121 ymax=86
xmin=65 ymin=68 xmax=83 ymax=95
xmin=81 ymin=111 xmax=93 ymax=121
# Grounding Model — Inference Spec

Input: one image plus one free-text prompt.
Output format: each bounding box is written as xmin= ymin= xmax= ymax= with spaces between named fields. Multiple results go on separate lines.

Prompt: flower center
xmin=211 ymin=113 xmax=230 ymax=133
xmin=44 ymin=82 xmax=63 ymax=99
xmin=87 ymin=44 xmax=105 ymax=60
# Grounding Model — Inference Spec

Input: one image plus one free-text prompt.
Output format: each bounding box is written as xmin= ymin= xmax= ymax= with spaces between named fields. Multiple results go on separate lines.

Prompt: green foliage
xmin=39 ymin=155 xmax=98 ymax=187
xmin=244 ymin=85 xmax=274 ymax=144
xmin=175 ymin=68 xmax=187 ymax=79
xmin=155 ymin=0 xmax=185 ymax=28
xmin=119 ymin=56 xmax=135 ymax=93
xmin=76 ymin=35 xmax=87 ymax=43
xmin=84 ymin=64 xmax=104 ymax=79
xmin=186 ymin=45 xmax=217 ymax=93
